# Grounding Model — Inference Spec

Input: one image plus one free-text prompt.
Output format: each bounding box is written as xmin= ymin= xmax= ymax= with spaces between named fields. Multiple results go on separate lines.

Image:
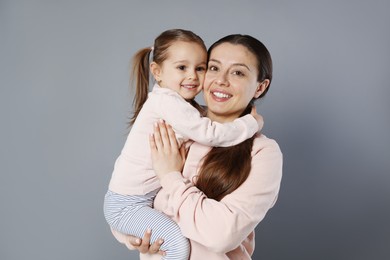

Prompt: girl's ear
xmin=150 ymin=62 xmax=161 ymax=82
xmin=253 ymin=79 xmax=270 ymax=98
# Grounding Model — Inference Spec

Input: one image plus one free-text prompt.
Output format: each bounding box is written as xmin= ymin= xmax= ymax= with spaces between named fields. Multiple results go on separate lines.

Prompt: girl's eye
xmin=177 ymin=65 xmax=186 ymax=70
xmin=196 ymin=66 xmax=206 ymax=72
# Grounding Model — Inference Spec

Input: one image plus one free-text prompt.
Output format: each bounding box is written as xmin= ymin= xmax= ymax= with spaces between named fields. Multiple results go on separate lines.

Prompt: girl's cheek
xmin=199 ymin=74 xmax=206 ymax=83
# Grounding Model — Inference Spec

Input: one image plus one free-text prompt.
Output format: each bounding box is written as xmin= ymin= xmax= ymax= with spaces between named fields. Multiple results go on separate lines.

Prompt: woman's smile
xmin=203 ymin=42 xmax=261 ymax=122
xmin=210 ymin=89 xmax=232 ymax=100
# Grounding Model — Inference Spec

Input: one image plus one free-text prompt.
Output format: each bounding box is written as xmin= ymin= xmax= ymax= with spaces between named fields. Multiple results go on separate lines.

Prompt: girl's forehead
xmin=169 ymin=41 xmax=204 ymax=51
xmin=163 ymin=41 xmax=207 ymax=64
xmin=165 ymin=41 xmax=205 ymax=55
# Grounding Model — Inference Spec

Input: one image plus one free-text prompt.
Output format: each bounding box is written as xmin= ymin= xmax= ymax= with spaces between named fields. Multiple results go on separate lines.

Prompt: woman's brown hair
xmin=196 ymin=34 xmax=273 ymax=201
xmin=129 ymin=29 xmax=206 ymax=125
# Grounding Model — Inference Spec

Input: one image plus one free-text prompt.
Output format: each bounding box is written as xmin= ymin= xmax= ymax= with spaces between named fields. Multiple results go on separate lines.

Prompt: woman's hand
xmin=250 ymin=105 xmax=264 ymax=131
xmin=128 ymin=229 xmax=166 ymax=256
xmin=149 ymin=120 xmax=187 ymax=180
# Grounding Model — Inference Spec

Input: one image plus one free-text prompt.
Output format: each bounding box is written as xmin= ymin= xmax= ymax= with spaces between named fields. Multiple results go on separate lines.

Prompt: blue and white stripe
xmin=104 ymin=190 xmax=190 ymax=259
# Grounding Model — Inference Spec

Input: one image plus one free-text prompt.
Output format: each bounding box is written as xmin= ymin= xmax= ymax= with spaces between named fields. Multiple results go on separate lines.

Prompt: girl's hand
xmin=250 ymin=105 xmax=264 ymax=131
xmin=149 ymin=120 xmax=187 ymax=180
xmin=128 ymin=229 xmax=166 ymax=256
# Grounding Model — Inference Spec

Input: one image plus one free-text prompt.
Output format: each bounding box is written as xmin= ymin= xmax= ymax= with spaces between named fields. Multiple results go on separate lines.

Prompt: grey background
xmin=1 ymin=0 xmax=389 ymax=259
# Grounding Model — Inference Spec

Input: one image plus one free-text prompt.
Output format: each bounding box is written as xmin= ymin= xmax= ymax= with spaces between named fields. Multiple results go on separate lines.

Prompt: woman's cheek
xmin=203 ymin=72 xmax=214 ymax=84
xmin=202 ymin=78 xmax=212 ymax=91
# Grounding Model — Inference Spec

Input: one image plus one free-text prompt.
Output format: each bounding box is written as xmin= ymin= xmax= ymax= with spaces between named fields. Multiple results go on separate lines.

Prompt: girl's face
xmin=203 ymin=43 xmax=263 ymax=123
xmin=151 ymin=41 xmax=207 ymax=100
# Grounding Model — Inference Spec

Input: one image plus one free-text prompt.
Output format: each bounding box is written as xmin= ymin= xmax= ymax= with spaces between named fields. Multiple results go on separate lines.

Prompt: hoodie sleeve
xmin=157 ymin=93 xmax=261 ymax=147
xmin=155 ymin=137 xmax=283 ymax=253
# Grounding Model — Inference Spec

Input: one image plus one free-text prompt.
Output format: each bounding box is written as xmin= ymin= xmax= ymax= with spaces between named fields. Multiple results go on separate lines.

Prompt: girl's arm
xmin=157 ymin=92 xmax=263 ymax=147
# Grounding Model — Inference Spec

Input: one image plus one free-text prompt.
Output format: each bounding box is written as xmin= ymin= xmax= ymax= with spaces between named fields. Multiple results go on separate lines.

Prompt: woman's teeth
xmin=213 ymin=92 xmax=231 ymax=98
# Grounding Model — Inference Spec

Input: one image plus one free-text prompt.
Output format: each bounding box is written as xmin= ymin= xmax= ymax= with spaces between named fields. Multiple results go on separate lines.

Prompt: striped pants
xmin=104 ymin=190 xmax=190 ymax=259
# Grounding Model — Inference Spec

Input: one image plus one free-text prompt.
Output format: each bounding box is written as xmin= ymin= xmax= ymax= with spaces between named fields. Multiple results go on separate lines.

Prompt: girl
xmin=104 ymin=29 xmax=263 ymax=259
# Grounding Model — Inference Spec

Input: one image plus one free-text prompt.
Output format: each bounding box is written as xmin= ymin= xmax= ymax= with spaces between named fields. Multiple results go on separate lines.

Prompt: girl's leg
xmin=104 ymin=190 xmax=190 ymax=260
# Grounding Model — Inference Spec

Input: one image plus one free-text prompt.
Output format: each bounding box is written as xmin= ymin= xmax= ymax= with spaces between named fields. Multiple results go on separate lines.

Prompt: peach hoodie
xmin=112 ymin=134 xmax=283 ymax=259
xmin=108 ymin=84 xmax=259 ymax=196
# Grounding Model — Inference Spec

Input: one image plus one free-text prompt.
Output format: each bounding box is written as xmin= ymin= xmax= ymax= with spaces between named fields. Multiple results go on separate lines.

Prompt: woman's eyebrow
xmin=232 ymin=63 xmax=251 ymax=71
xmin=208 ymin=59 xmax=221 ymax=64
xmin=209 ymin=59 xmax=250 ymax=71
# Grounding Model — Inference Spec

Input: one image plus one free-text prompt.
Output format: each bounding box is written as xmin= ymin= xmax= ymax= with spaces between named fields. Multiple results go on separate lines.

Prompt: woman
xmin=112 ymin=34 xmax=283 ymax=259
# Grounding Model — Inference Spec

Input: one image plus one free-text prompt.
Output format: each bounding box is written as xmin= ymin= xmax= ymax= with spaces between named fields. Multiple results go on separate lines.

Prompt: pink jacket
xmin=112 ymin=134 xmax=283 ymax=259
xmin=108 ymin=84 xmax=259 ymax=195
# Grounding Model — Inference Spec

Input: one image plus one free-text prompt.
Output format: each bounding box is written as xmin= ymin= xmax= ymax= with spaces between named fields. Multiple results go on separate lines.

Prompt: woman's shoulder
xmin=252 ymin=133 xmax=282 ymax=156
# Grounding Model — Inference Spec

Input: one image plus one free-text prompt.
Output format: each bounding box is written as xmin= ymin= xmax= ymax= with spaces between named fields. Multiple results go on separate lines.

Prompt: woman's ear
xmin=254 ymin=79 xmax=270 ymax=98
xmin=150 ymin=62 xmax=161 ymax=82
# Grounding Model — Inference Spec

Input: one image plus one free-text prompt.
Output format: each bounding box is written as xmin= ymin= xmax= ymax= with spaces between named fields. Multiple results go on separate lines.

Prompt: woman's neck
xmin=206 ymin=111 xmax=237 ymax=123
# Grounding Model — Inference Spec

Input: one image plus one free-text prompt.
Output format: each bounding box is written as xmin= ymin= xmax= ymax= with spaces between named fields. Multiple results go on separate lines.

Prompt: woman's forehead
xmin=209 ymin=43 xmax=257 ymax=68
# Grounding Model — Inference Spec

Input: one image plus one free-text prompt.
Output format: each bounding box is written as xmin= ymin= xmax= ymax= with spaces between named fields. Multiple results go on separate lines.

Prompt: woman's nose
xmin=215 ymin=73 xmax=228 ymax=86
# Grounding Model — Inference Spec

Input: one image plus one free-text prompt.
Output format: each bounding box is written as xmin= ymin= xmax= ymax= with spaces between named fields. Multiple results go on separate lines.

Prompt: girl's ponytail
xmin=130 ymin=47 xmax=152 ymax=126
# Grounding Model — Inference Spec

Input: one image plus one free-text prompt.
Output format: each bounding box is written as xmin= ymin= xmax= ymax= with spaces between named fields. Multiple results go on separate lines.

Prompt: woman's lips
xmin=211 ymin=90 xmax=232 ymax=100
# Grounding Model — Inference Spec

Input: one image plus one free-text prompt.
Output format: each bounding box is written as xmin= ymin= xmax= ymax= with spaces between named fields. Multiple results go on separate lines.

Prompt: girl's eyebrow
xmin=173 ymin=60 xmax=207 ymax=66
xmin=173 ymin=60 xmax=188 ymax=64
xmin=208 ymin=59 xmax=251 ymax=71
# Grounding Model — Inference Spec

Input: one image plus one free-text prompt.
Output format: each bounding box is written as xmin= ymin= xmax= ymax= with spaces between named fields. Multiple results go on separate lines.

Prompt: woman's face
xmin=203 ymin=43 xmax=263 ymax=123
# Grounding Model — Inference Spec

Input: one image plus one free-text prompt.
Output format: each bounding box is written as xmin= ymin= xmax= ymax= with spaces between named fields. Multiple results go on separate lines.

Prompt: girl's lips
xmin=181 ymin=84 xmax=198 ymax=89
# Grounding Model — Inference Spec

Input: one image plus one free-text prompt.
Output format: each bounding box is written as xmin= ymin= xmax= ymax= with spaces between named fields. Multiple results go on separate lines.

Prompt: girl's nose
xmin=188 ymin=70 xmax=198 ymax=80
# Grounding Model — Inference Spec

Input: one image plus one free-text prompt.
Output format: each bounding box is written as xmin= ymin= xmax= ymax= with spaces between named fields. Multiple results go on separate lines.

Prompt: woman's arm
xmin=110 ymin=228 xmax=166 ymax=257
xmin=151 ymin=122 xmax=283 ymax=253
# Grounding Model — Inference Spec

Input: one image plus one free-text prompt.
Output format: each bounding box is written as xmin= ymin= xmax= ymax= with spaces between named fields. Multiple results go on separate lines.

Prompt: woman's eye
xmin=208 ymin=66 xmax=218 ymax=71
xmin=232 ymin=70 xmax=245 ymax=76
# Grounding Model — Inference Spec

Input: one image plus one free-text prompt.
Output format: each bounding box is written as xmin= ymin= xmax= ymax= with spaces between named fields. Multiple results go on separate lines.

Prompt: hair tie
xmin=150 ymin=46 xmax=154 ymax=51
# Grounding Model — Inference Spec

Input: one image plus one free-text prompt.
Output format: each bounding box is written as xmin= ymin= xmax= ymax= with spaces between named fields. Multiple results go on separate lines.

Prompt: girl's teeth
xmin=183 ymin=85 xmax=195 ymax=89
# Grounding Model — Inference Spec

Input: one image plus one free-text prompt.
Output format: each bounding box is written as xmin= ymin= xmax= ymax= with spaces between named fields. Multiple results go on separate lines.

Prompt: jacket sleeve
xmin=157 ymin=139 xmax=283 ymax=253
xmin=158 ymin=94 xmax=261 ymax=147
